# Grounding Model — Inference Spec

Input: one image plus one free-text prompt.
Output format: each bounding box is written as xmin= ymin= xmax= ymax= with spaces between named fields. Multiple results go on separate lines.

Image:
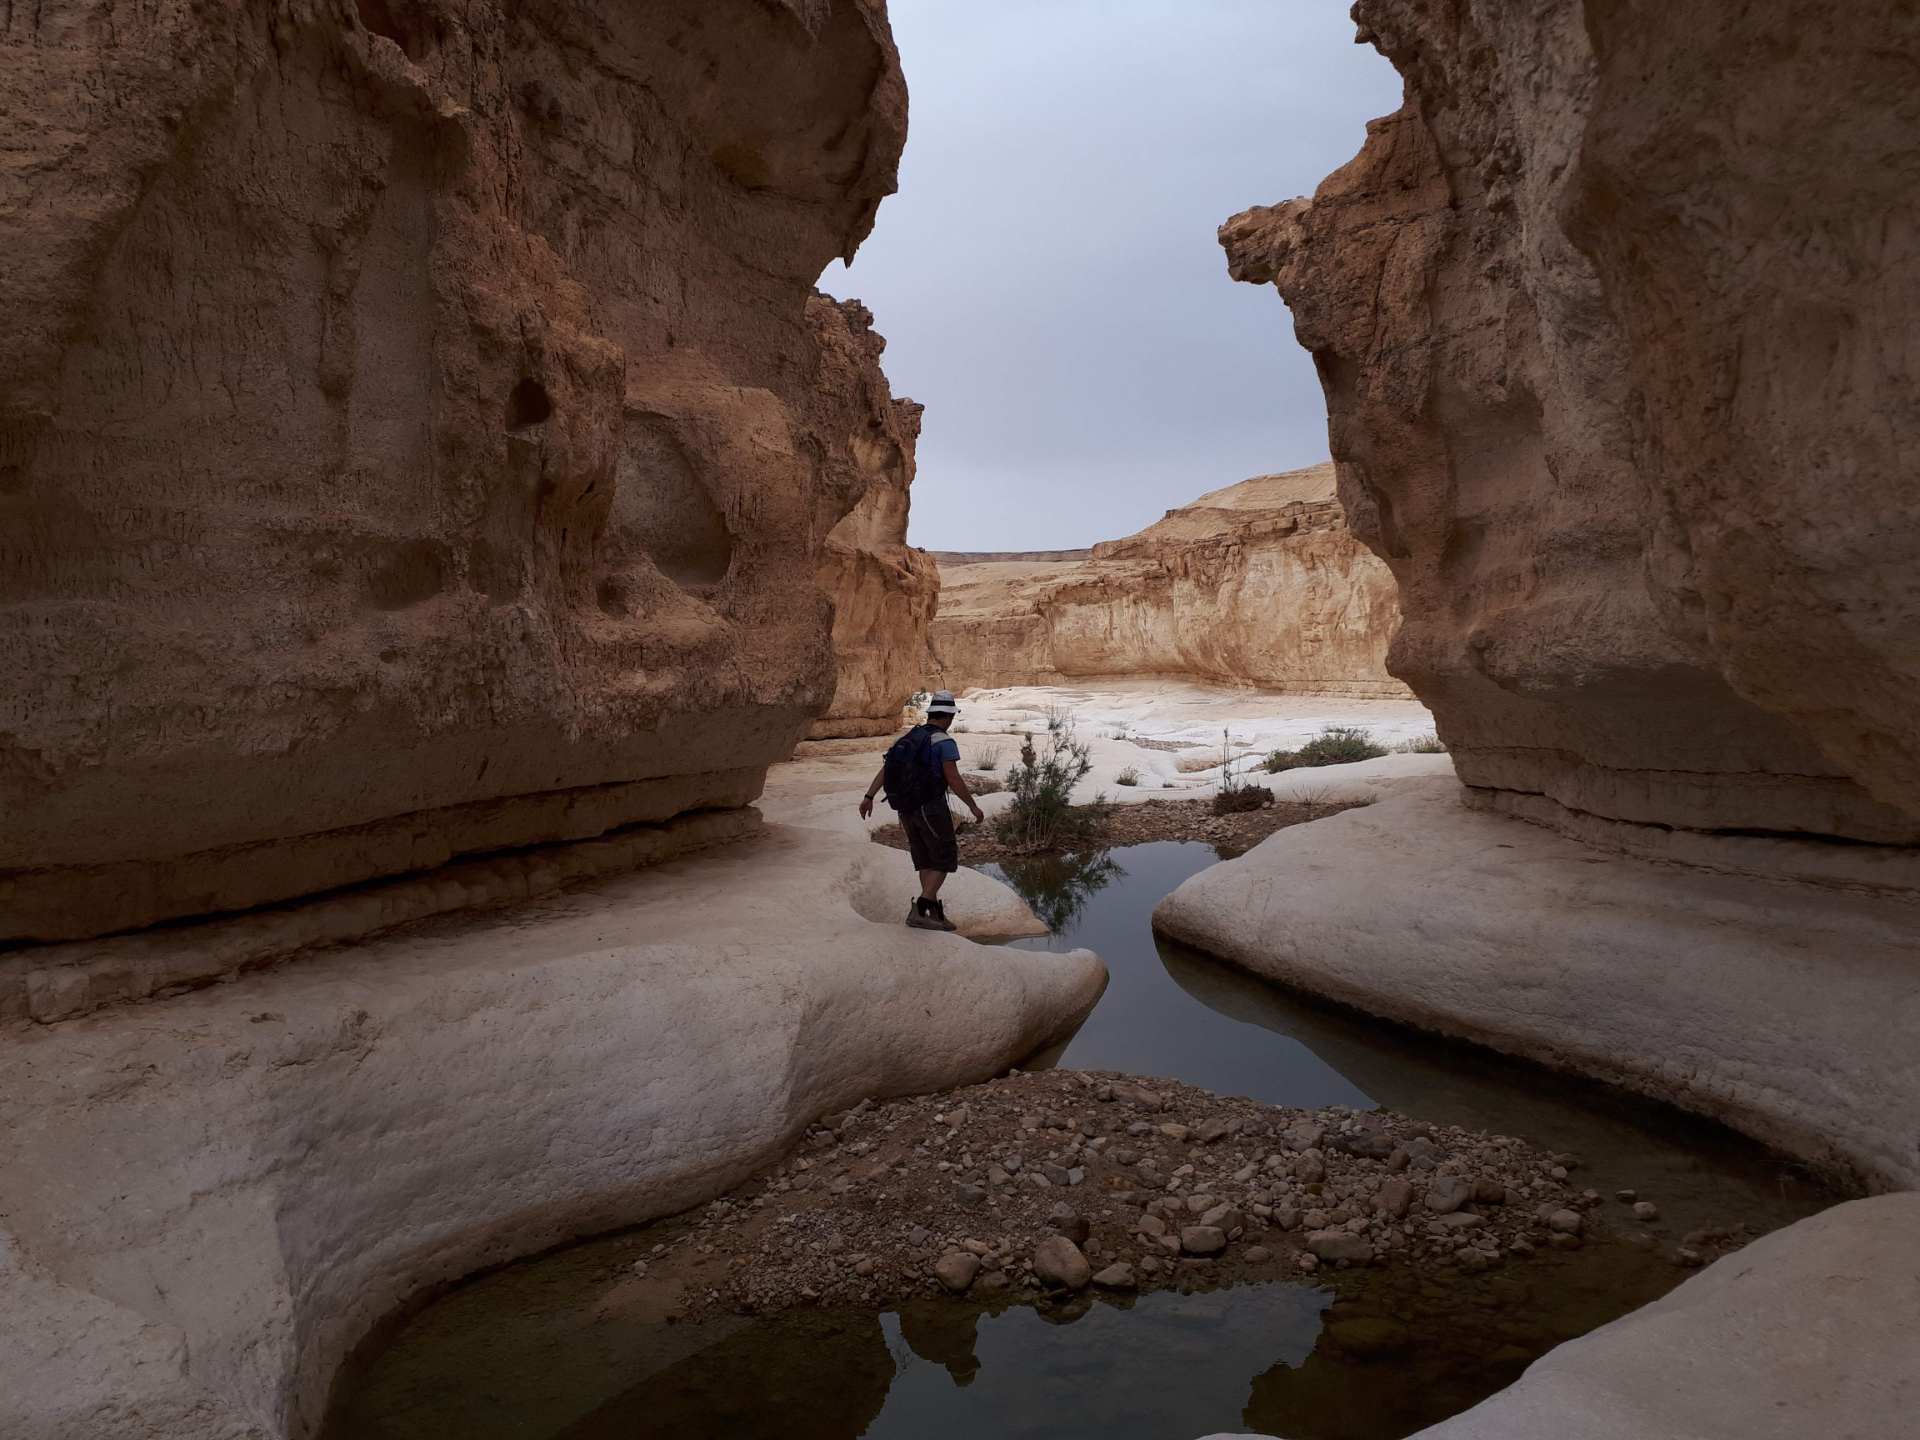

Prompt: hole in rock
xmin=505 ymin=378 xmax=553 ymax=431
xmin=354 ymin=0 xmax=429 ymax=57
xmin=605 ymin=415 xmax=734 ymax=592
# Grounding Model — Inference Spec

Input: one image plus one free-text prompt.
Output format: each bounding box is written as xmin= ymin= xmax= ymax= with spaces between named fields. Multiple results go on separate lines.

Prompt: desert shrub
xmin=1267 ymin=725 xmax=1389 ymax=772
xmin=996 ymin=729 xmax=1097 ymax=852
xmin=1295 ymin=725 xmax=1388 ymax=766
xmin=1396 ymin=732 xmax=1447 ymax=754
xmin=974 ymin=744 xmax=1003 ymax=771
xmin=1044 ymin=703 xmax=1073 ymax=734
xmin=1115 ymin=766 xmax=1141 ymax=787
xmin=1213 ymin=782 xmax=1274 ymax=815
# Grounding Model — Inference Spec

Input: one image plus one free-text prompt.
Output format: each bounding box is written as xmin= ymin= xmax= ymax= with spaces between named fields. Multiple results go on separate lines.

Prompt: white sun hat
xmin=925 ymin=690 xmax=959 ymax=715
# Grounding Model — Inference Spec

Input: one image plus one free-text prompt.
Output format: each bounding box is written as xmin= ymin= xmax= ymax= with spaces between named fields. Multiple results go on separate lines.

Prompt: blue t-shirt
xmin=931 ymin=734 xmax=960 ymax=767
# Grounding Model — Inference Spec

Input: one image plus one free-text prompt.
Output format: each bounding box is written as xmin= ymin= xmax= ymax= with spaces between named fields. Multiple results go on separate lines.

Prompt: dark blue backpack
xmin=882 ymin=724 xmax=945 ymax=813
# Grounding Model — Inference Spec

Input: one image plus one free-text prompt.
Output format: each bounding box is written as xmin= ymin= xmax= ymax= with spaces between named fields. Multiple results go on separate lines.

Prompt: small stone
xmin=1425 ymin=1175 xmax=1473 ymax=1214
xmin=1386 ymin=1147 xmax=1411 ymax=1173
xmin=1049 ymin=1205 xmax=1092 ymax=1246
xmin=1159 ymin=1123 xmax=1192 ymax=1143
xmin=1243 ymin=1245 xmax=1272 ymax=1263
xmin=977 ymin=1269 xmax=1010 ymax=1293
xmin=1675 ymin=1246 xmax=1706 ymax=1267
xmin=1185 ymin=1194 xmax=1216 ymax=1214
xmin=1033 ymin=1235 xmax=1092 ymax=1290
xmin=1633 ymin=1201 xmax=1661 ymax=1222
xmin=1291 ymin=1154 xmax=1327 ymax=1184
xmin=1549 ymin=1209 xmax=1583 ymax=1235
xmin=934 ymin=1253 xmax=979 ymax=1293
xmin=1041 ymin=1163 xmax=1073 ymax=1187
xmin=1295 ymin=1252 xmax=1319 ymax=1273
xmin=908 ymin=1225 xmax=930 ymax=1248
xmin=986 ymin=1166 xmax=1011 ymax=1187
xmin=1003 ymin=1154 xmax=1024 ymax=1173
xmin=1137 ymin=1212 xmax=1169 ymax=1237
xmin=1616 ymin=1189 xmax=1638 ymax=1204
xmin=1068 ymin=1167 xmax=1085 ymax=1187
xmin=1306 ymin=1230 xmax=1373 ymax=1265
xmin=1180 ymin=1225 xmax=1228 ymax=1256
xmin=1373 ymin=1178 xmax=1414 ymax=1220
xmin=1472 ymin=1177 xmax=1506 ymax=1205
xmin=1549 ymin=1165 xmax=1570 ymax=1181
xmin=963 ymin=1238 xmax=992 ymax=1257
xmin=1275 ymin=1206 xmax=1300 ymax=1231
xmin=854 ymin=1257 xmax=876 ymax=1277
xmin=1200 ymin=1204 xmax=1245 ymax=1233
xmin=954 ymin=1183 xmax=987 ymax=1206
xmin=1091 ymin=1262 xmax=1137 ymax=1290
xmin=1433 ymin=1211 xmax=1486 ymax=1230
xmin=1195 ymin=1118 xmax=1230 ymax=1144
xmin=1302 ymin=1208 xmax=1330 ymax=1231
xmin=1110 ymin=1147 xmax=1139 ymax=1167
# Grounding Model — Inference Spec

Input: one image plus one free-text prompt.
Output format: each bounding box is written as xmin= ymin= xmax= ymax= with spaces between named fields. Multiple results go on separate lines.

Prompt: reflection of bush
xmin=995 ymin=848 xmax=1123 ymax=933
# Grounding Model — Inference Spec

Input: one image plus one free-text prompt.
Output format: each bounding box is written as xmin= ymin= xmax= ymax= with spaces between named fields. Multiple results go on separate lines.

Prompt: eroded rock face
xmin=806 ymin=296 xmax=939 ymax=738
xmin=0 ymin=0 xmax=907 ymax=940
xmin=932 ymin=464 xmax=1406 ymax=695
xmin=1222 ymin=1 xmax=1920 ymax=843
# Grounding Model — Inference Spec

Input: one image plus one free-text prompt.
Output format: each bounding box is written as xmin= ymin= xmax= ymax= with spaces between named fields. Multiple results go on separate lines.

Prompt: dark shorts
xmin=902 ymin=798 xmax=958 ymax=874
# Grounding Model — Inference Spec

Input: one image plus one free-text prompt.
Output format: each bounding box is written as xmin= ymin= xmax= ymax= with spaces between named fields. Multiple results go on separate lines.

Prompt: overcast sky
xmin=825 ymin=1 xmax=1402 ymax=551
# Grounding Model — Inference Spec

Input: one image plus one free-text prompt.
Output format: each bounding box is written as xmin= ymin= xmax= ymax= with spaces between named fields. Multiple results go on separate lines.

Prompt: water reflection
xmin=329 ymin=840 xmax=1841 ymax=1440
xmin=992 ymin=848 xmax=1123 ymax=932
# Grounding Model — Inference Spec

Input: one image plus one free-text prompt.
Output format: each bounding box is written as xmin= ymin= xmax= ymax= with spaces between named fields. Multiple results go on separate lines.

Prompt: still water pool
xmin=327 ymin=840 xmax=1838 ymax=1440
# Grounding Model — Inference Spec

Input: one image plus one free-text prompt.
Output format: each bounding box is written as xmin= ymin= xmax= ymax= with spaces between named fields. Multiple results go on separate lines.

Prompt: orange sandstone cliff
xmin=0 ymin=0 xmax=909 ymax=941
xmin=932 ymin=463 xmax=1406 ymax=696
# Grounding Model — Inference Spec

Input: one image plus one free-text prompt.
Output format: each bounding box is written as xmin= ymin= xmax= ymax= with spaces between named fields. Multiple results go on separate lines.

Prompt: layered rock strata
xmin=0 ymin=0 xmax=907 ymax=942
xmin=1220 ymin=0 xmax=1920 ymax=844
xmin=933 ymin=464 xmax=1407 ymax=696
xmin=806 ymin=297 xmax=940 ymax=738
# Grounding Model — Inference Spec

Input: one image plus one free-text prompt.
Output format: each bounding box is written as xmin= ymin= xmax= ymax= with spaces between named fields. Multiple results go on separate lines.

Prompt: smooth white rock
xmin=0 ymin=823 xmax=1102 ymax=1440
xmin=1154 ymin=776 xmax=1920 ymax=1191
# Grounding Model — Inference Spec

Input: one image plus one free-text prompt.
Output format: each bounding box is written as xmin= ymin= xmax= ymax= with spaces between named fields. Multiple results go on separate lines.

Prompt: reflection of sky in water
xmin=869 ymin=1286 xmax=1328 ymax=1440
xmin=987 ymin=841 xmax=1375 ymax=1110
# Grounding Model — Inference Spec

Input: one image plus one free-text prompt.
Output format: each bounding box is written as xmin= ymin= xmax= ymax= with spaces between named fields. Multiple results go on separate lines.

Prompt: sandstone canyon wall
xmin=0 ymin=0 xmax=907 ymax=942
xmin=932 ymin=463 xmax=1408 ymax=696
xmin=1221 ymin=0 xmax=1920 ymax=846
xmin=806 ymin=297 xmax=940 ymax=738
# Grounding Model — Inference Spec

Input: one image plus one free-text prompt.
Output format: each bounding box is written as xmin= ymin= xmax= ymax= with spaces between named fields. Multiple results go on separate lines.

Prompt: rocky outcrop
xmin=0 ymin=0 xmax=907 ymax=942
xmin=806 ymin=297 xmax=939 ymax=738
xmin=932 ymin=464 xmax=1407 ymax=696
xmin=1221 ymin=0 xmax=1920 ymax=845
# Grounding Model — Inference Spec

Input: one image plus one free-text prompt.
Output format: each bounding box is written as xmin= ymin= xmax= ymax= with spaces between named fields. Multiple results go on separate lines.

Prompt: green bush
xmin=1044 ymin=703 xmax=1072 ymax=735
xmin=1213 ymin=781 xmax=1273 ymax=815
xmin=1267 ymin=725 xmax=1388 ymax=772
xmin=974 ymin=744 xmax=1003 ymax=771
xmin=996 ymin=729 xmax=1096 ymax=852
xmin=1396 ymin=733 xmax=1447 ymax=754
xmin=1115 ymin=766 xmax=1141 ymax=787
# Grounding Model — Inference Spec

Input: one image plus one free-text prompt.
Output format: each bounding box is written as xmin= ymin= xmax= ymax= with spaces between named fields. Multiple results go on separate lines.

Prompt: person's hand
xmin=859 ymin=795 xmax=874 ymax=821
xmin=967 ymin=800 xmax=985 ymax=825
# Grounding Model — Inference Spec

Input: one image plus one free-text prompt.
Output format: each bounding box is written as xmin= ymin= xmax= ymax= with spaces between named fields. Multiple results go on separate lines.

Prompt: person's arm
xmin=943 ymin=759 xmax=985 ymax=824
xmin=858 ymin=763 xmax=887 ymax=821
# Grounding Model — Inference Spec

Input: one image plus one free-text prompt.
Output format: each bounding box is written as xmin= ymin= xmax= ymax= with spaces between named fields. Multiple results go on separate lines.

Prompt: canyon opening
xmin=1 ymin=5 xmax=1915 ymax=1440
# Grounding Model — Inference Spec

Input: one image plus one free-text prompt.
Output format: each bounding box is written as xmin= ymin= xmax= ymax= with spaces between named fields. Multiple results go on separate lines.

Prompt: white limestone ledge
xmin=1199 ymin=1192 xmax=1920 ymax=1440
xmin=0 ymin=824 xmax=1102 ymax=1440
xmin=1154 ymin=775 xmax=1920 ymax=1192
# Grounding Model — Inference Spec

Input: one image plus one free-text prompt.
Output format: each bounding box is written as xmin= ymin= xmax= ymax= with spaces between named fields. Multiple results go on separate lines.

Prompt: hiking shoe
xmin=905 ymin=898 xmax=943 ymax=931
xmin=927 ymin=899 xmax=958 ymax=933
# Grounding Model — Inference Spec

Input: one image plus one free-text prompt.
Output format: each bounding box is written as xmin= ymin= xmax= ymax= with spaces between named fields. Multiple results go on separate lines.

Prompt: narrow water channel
xmin=327 ymin=839 xmax=1840 ymax=1440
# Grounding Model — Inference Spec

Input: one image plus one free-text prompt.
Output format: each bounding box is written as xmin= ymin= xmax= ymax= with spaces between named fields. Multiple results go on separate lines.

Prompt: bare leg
xmin=920 ymin=869 xmax=945 ymax=900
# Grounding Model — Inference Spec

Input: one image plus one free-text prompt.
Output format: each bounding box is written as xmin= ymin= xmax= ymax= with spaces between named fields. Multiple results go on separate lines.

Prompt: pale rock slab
xmin=1197 ymin=1194 xmax=1920 ymax=1440
xmin=1154 ymin=776 xmax=1920 ymax=1193
xmin=0 ymin=824 xmax=1102 ymax=1440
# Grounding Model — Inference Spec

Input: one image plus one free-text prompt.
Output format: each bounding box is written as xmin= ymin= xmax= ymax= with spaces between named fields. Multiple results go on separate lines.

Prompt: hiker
xmin=859 ymin=690 xmax=985 ymax=931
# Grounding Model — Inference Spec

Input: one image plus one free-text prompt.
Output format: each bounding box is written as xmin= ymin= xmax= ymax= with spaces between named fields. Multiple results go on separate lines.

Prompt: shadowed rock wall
xmin=806 ymin=296 xmax=939 ymax=739
xmin=1222 ymin=0 xmax=1920 ymax=844
xmin=0 ymin=0 xmax=907 ymax=940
